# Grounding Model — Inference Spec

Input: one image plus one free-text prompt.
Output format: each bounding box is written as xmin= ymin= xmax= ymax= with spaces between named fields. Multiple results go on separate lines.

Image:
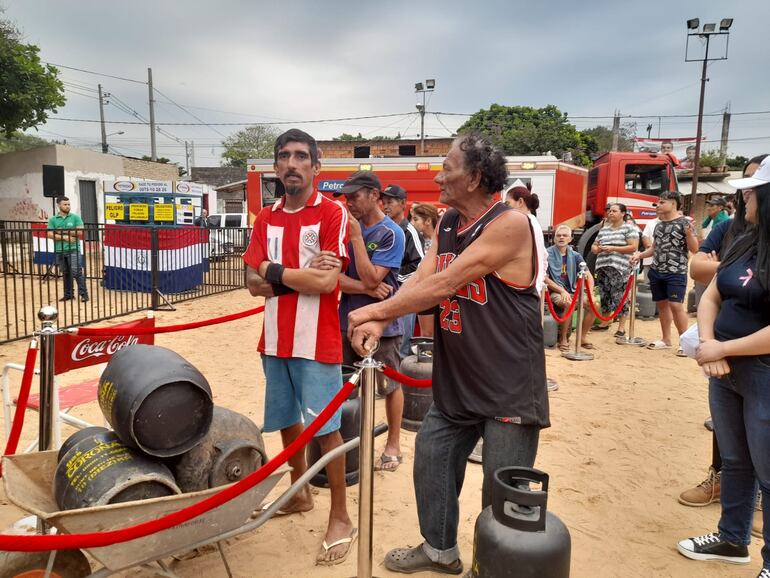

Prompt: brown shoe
xmin=678 ymin=467 xmax=721 ymax=507
xmin=752 ymin=493 xmax=763 ymax=539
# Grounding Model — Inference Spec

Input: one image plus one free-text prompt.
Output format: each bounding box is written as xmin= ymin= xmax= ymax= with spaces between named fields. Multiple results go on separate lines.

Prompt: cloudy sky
xmin=5 ymin=0 xmax=769 ymax=167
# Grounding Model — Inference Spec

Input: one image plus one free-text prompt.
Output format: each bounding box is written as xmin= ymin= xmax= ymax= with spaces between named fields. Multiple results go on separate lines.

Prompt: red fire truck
xmin=245 ymin=151 xmax=678 ymax=261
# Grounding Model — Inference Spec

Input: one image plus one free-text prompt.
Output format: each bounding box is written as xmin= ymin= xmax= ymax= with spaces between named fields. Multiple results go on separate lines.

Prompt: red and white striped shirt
xmin=243 ymin=192 xmax=349 ymax=363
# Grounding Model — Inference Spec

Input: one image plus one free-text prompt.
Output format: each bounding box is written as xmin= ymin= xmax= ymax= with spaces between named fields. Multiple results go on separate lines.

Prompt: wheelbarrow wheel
xmin=0 ymin=549 xmax=91 ymax=578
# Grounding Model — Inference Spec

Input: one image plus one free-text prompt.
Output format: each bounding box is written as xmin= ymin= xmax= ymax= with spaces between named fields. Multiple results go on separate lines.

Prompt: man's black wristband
xmin=265 ymin=262 xmax=285 ymax=284
xmin=271 ymin=283 xmax=295 ymax=296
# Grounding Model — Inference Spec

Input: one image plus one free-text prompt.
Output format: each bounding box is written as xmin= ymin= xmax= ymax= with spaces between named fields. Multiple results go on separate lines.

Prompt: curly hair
xmin=455 ymin=133 xmax=508 ymax=195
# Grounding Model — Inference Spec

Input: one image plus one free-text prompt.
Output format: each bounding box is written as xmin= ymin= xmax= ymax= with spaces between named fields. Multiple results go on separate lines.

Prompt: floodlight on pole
xmin=685 ymin=16 xmax=732 ymax=228
xmin=414 ymin=78 xmax=436 ymax=156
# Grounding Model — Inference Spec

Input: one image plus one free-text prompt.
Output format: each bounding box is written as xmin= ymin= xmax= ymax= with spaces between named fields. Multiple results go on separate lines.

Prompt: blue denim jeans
xmin=399 ymin=313 xmax=417 ymax=359
xmin=710 ymin=355 xmax=770 ymax=567
xmin=57 ymin=251 xmax=87 ymax=299
xmin=413 ymin=404 xmax=540 ymax=563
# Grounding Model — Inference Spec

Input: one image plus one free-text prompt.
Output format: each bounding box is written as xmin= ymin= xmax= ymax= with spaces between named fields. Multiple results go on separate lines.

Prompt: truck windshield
xmin=623 ymin=164 xmax=669 ymax=197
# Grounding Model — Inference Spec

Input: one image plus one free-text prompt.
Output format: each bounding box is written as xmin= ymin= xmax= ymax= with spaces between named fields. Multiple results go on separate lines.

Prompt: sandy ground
xmin=0 ymin=288 xmax=763 ymax=578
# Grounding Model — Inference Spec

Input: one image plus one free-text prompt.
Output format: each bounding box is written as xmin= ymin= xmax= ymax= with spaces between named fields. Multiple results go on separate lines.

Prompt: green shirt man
xmin=47 ymin=199 xmax=84 ymax=253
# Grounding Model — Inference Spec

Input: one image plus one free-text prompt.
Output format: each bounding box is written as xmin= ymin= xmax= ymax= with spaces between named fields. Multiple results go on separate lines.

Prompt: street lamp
xmin=415 ymin=79 xmax=436 ymax=156
xmin=103 ymin=131 xmax=124 ymax=152
xmin=685 ymin=17 xmax=732 ymax=223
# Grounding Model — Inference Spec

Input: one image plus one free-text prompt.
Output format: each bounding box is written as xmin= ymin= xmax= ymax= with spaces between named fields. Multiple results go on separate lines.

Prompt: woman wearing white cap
xmin=678 ymin=155 xmax=770 ymax=578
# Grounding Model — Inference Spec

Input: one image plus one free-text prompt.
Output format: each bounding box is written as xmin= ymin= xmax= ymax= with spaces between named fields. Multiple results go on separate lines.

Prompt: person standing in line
xmin=410 ymin=202 xmax=440 ymax=337
xmin=335 ymin=171 xmax=406 ymax=472
xmin=677 ymin=155 xmax=770 ymax=578
xmin=243 ymin=129 xmax=356 ymax=566
xmin=348 ymin=134 xmax=547 ymax=575
xmin=591 ymin=203 xmax=639 ymax=338
xmin=701 ymin=196 xmax=730 ymax=240
xmin=47 ymin=196 xmax=88 ymax=302
xmin=381 ymin=183 xmax=425 ymax=359
xmin=678 ymin=154 xmax=767 ymax=537
xmin=631 ymin=191 xmax=699 ymax=354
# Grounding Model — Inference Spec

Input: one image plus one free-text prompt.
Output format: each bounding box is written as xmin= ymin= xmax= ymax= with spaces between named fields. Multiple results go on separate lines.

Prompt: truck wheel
xmin=0 ymin=550 xmax=91 ymax=578
xmin=576 ymin=222 xmax=603 ymax=274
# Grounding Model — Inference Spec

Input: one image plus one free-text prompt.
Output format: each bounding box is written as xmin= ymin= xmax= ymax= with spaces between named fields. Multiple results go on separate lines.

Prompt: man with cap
xmin=336 ymin=171 xmax=406 ymax=472
xmin=381 ymin=183 xmax=426 ymax=359
xmin=701 ymin=196 xmax=730 ymax=240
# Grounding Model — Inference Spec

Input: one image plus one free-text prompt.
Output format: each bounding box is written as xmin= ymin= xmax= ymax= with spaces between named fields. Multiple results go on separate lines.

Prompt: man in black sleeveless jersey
xmin=348 ymin=134 xmax=548 ymax=575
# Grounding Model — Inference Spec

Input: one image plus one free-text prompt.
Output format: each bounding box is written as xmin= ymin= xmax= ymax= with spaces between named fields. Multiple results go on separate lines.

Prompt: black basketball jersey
xmin=431 ymin=202 xmax=549 ymax=427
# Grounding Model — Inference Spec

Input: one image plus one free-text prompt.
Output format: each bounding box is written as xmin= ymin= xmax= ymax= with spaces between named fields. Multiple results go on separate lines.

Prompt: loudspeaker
xmin=42 ymin=165 xmax=65 ymax=198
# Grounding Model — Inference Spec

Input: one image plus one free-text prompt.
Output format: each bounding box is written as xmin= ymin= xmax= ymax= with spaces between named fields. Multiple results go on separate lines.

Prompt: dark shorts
xmin=648 ymin=269 xmax=687 ymax=303
xmin=342 ymin=332 xmax=401 ymax=395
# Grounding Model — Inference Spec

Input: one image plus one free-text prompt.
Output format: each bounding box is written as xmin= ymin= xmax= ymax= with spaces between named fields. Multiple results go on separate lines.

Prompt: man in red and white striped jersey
xmin=243 ymin=129 xmax=356 ymax=566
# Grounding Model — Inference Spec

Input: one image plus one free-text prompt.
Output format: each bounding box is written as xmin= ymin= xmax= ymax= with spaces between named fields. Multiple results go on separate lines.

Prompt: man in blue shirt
xmin=47 ymin=196 xmax=88 ymax=302
xmin=544 ymin=225 xmax=594 ymax=351
xmin=336 ymin=171 xmax=406 ymax=472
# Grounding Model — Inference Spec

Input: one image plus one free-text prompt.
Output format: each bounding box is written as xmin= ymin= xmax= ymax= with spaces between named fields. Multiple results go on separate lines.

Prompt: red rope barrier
xmin=0 ymin=379 xmax=355 ymax=552
xmin=76 ymin=306 xmax=265 ymax=336
xmin=584 ymin=275 xmax=634 ymax=322
xmin=0 ymin=342 xmax=38 ymax=477
xmin=381 ymin=365 xmax=431 ymax=388
xmin=544 ymin=277 xmax=583 ymax=324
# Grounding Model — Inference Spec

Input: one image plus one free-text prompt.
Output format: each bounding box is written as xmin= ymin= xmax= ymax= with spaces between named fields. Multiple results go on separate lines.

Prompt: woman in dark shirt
xmin=677 ymin=155 xmax=770 ymax=577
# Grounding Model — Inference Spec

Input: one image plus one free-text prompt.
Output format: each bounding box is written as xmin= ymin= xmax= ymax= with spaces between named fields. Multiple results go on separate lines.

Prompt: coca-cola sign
xmin=54 ymin=317 xmax=155 ymax=375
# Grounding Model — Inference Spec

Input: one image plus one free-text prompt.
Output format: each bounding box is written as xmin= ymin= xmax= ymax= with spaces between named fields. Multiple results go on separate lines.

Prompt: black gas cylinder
xmin=543 ymin=313 xmax=559 ymax=348
xmin=57 ymin=426 xmax=109 ymax=463
xmin=400 ymin=338 xmax=433 ymax=432
xmin=54 ymin=429 xmax=180 ymax=510
xmin=471 ymin=467 xmax=570 ymax=578
xmin=307 ymin=365 xmax=361 ymax=487
xmin=98 ymin=344 xmax=214 ymax=457
xmin=170 ymin=406 xmax=267 ymax=492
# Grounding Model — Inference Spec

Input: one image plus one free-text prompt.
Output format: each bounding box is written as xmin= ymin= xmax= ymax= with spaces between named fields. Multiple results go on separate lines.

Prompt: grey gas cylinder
xmin=635 ymin=286 xmax=657 ymax=319
xmin=98 ymin=344 xmax=214 ymax=457
xmin=170 ymin=406 xmax=267 ymax=492
xmin=543 ymin=313 xmax=559 ymax=348
xmin=54 ymin=429 xmax=180 ymax=510
xmin=400 ymin=338 xmax=433 ymax=432
xmin=471 ymin=467 xmax=570 ymax=578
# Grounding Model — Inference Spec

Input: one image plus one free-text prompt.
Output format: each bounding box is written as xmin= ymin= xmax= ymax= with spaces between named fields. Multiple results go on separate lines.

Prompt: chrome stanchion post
xmin=355 ymin=343 xmax=381 ymax=578
xmin=616 ymin=268 xmax=647 ymax=347
xmin=563 ymin=263 xmax=594 ymax=361
xmin=37 ymin=305 xmax=58 ymax=535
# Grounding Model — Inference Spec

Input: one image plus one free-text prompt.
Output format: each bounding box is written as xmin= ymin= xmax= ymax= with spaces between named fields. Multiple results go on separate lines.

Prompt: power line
xmin=46 ymin=111 xmax=415 ymax=126
xmin=153 ymin=86 xmax=227 ymax=138
xmin=45 ymin=62 xmax=146 ymax=85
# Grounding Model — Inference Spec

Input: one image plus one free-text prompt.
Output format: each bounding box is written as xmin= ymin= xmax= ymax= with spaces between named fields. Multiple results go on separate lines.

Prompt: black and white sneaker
xmin=758 ymin=568 xmax=770 ymax=578
xmin=677 ymin=532 xmax=750 ymax=564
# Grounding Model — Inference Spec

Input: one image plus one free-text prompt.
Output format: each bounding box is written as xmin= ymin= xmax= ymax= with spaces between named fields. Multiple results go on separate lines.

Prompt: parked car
xmin=207 ymin=213 xmax=250 ymax=258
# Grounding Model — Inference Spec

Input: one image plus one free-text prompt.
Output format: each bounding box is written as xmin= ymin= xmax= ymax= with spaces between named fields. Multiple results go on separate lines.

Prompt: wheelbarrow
xmin=1 ymin=424 xmax=387 ymax=577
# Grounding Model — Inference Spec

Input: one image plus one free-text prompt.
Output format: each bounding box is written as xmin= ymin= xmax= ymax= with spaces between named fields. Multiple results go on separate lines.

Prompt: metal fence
xmin=0 ymin=221 xmax=249 ymax=343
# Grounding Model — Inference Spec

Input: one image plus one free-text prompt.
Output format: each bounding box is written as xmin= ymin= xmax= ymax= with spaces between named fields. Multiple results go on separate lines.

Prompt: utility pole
xmin=611 ymin=111 xmax=620 ymax=151
xmin=190 ymin=140 xmax=195 ymax=169
xmin=98 ymin=84 xmax=108 ymax=153
xmin=148 ymin=67 xmax=157 ymax=161
xmin=414 ymin=80 xmax=435 ymax=156
xmin=719 ymin=106 xmax=731 ymax=168
xmin=184 ymin=141 xmax=190 ymax=176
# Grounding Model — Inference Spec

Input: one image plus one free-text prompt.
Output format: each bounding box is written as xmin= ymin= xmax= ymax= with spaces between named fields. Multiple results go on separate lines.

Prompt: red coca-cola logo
xmin=71 ymin=335 xmax=140 ymax=362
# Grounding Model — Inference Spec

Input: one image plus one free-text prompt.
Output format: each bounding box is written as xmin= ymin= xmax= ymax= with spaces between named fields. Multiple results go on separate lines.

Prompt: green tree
xmin=0 ymin=13 xmax=66 ymax=136
xmin=458 ymin=104 xmax=594 ymax=166
xmin=221 ymin=124 xmax=281 ymax=167
xmin=0 ymin=130 xmax=49 ymax=153
xmin=580 ymin=124 xmax=636 ymax=154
